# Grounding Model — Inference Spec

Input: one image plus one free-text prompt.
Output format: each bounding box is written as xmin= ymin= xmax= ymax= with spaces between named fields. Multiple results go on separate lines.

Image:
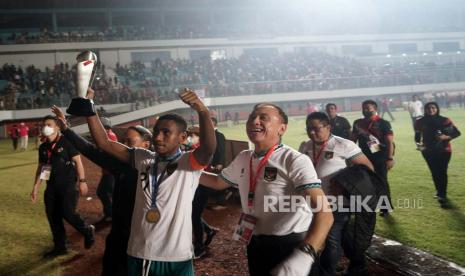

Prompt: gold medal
xmin=146 ymin=208 xmax=160 ymax=224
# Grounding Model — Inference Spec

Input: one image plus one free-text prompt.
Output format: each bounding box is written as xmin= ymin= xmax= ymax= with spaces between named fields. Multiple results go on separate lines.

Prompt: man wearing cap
xmin=19 ymin=122 xmax=29 ymax=151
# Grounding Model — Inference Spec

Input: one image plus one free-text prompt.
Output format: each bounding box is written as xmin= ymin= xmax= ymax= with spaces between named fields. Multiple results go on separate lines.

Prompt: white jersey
xmin=298 ymin=135 xmax=362 ymax=195
xmin=127 ymin=148 xmax=202 ymax=261
xmin=221 ymin=144 xmax=321 ymax=236
xmin=408 ymin=100 xmax=423 ymax=118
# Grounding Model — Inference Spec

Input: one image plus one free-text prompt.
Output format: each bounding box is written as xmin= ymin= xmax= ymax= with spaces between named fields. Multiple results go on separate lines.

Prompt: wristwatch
xmin=79 ymin=178 xmax=87 ymax=183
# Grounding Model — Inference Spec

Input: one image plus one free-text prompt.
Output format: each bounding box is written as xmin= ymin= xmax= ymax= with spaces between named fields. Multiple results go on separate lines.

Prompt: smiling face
xmin=246 ymin=105 xmax=287 ymax=151
xmin=425 ymin=103 xmax=438 ymax=116
xmin=152 ymin=119 xmax=186 ymax=156
xmin=325 ymin=104 xmax=337 ymax=118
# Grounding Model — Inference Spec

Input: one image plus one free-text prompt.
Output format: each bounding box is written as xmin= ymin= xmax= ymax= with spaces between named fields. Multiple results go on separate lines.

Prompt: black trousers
xmin=247 ymin=232 xmax=306 ymax=276
xmin=102 ymin=229 xmax=129 ymax=276
xmin=192 ymin=185 xmax=213 ymax=250
xmin=422 ymin=151 xmax=451 ymax=199
xmin=44 ymin=186 xmax=90 ymax=250
xmin=97 ymin=173 xmax=115 ymax=218
xmin=371 ymin=158 xmax=393 ymax=212
xmin=12 ymin=138 xmax=18 ymax=150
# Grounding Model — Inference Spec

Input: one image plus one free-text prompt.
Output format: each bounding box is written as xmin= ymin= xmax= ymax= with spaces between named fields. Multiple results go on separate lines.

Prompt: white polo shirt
xmin=127 ymin=148 xmax=202 ymax=261
xmin=408 ymin=100 xmax=423 ymax=118
xmin=221 ymin=145 xmax=321 ymax=236
xmin=298 ymin=135 xmax=362 ymax=195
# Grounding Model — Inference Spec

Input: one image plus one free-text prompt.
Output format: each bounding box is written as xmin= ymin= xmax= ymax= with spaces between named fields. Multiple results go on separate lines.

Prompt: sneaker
xmin=43 ymin=248 xmax=68 ymax=258
xmin=194 ymin=247 xmax=206 ymax=259
xmin=84 ymin=225 xmax=95 ymax=249
xmin=204 ymin=228 xmax=219 ymax=247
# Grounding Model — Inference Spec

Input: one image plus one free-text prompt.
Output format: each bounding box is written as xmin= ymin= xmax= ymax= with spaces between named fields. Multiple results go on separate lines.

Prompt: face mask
xmin=42 ymin=126 xmax=55 ymax=137
xmin=363 ymin=111 xmax=374 ymax=118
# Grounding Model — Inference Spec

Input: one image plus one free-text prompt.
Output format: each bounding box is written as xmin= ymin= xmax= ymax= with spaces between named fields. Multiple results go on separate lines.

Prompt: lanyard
xmin=248 ymin=144 xmax=278 ymax=208
xmin=312 ymin=140 xmax=328 ymax=167
xmin=150 ymin=149 xmax=182 ymax=208
xmin=367 ymin=117 xmax=379 ymax=134
xmin=46 ymin=136 xmax=60 ymax=164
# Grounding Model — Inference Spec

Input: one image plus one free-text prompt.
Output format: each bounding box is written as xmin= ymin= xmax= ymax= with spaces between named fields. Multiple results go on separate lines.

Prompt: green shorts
xmin=128 ymin=255 xmax=194 ymax=276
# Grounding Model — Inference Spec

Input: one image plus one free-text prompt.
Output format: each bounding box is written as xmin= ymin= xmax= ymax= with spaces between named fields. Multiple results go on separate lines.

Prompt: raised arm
xmin=85 ymin=89 xmax=130 ymax=163
xmin=52 ymin=105 xmax=125 ymax=172
xmin=179 ymin=88 xmax=216 ymax=165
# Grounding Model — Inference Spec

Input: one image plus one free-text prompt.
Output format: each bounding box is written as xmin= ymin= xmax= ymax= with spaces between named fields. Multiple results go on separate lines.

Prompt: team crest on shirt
xmin=324 ymin=151 xmax=334 ymax=160
xmin=166 ymin=163 xmax=178 ymax=176
xmin=264 ymin=167 xmax=278 ymax=182
xmin=57 ymin=147 xmax=63 ymax=153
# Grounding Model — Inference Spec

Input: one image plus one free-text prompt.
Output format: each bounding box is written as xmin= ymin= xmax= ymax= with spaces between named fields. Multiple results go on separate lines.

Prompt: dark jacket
xmin=211 ymin=129 xmax=226 ymax=167
xmin=63 ymin=129 xmax=138 ymax=276
xmin=331 ymin=165 xmax=385 ymax=258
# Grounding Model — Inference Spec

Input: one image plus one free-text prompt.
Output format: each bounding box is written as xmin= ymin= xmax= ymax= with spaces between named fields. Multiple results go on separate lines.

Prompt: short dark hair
xmin=156 ymin=113 xmax=187 ymax=132
xmin=127 ymin=125 xmax=153 ymax=142
xmin=325 ymin=103 xmax=337 ymax=110
xmin=43 ymin=115 xmax=57 ymax=123
xmin=306 ymin=112 xmax=330 ymax=125
xmin=252 ymin=103 xmax=288 ymax=124
xmin=211 ymin=117 xmax=218 ymax=126
xmin=362 ymin=100 xmax=378 ymax=109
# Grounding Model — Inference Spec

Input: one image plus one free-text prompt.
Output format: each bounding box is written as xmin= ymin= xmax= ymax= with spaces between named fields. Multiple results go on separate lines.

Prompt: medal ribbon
xmin=248 ymin=144 xmax=278 ymax=208
xmin=312 ymin=140 xmax=328 ymax=167
xmin=150 ymin=148 xmax=182 ymax=208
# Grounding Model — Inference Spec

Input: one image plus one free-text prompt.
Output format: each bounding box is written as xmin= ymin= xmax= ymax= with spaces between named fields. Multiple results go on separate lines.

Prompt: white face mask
xmin=42 ymin=126 xmax=56 ymax=137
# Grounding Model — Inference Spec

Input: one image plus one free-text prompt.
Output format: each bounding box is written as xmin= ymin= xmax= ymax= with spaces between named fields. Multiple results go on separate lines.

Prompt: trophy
xmin=66 ymin=50 xmax=98 ymax=116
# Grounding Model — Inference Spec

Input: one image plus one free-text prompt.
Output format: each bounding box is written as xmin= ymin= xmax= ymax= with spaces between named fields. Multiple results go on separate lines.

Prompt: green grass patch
xmin=219 ymin=108 xmax=465 ymax=266
xmin=0 ymin=142 xmax=65 ymax=275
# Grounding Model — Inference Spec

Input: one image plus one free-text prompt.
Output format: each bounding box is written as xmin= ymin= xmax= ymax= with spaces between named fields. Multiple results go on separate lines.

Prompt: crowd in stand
xmin=2 ymin=20 xmax=465 ymax=45
xmin=1 ymin=51 xmax=465 ymax=110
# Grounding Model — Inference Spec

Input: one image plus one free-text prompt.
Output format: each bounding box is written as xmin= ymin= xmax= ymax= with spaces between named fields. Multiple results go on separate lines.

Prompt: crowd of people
xmin=2 ymin=52 xmax=465 ymax=111
xmin=23 ymin=87 xmax=461 ymax=276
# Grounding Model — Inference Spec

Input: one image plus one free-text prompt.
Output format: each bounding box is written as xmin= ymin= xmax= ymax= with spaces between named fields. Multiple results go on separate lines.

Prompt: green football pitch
xmin=0 ymin=107 xmax=464 ymax=275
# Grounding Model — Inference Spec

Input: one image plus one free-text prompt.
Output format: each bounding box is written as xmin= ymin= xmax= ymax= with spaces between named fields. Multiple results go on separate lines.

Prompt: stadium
xmin=0 ymin=0 xmax=464 ymax=275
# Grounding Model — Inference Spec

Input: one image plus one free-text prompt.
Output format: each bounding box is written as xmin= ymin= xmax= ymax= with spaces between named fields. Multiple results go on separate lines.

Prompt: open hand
xmin=178 ymin=88 xmax=208 ymax=113
xmin=51 ymin=105 xmax=68 ymax=130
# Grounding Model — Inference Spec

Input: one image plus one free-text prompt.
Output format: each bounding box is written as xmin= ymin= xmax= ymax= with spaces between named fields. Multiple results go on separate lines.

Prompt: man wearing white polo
xmin=201 ymin=103 xmax=334 ymax=276
xmin=299 ymin=112 xmax=373 ymax=276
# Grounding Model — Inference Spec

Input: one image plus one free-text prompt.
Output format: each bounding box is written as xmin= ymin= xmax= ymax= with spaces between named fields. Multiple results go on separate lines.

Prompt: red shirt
xmin=19 ymin=126 xmax=29 ymax=137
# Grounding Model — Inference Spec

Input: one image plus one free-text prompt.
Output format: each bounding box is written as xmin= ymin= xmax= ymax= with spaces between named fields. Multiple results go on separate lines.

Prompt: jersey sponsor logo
xmin=264 ymin=167 xmax=278 ymax=182
xmin=324 ymin=151 xmax=334 ymax=160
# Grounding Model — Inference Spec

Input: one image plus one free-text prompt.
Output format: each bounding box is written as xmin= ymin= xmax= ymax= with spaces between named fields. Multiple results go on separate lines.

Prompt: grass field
xmin=0 ymin=108 xmax=464 ymax=275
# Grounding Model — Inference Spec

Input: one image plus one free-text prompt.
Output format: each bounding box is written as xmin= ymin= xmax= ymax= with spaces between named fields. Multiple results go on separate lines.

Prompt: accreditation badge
xmin=146 ymin=208 xmax=161 ymax=224
xmin=232 ymin=213 xmax=257 ymax=244
xmin=40 ymin=164 xmax=52 ymax=181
